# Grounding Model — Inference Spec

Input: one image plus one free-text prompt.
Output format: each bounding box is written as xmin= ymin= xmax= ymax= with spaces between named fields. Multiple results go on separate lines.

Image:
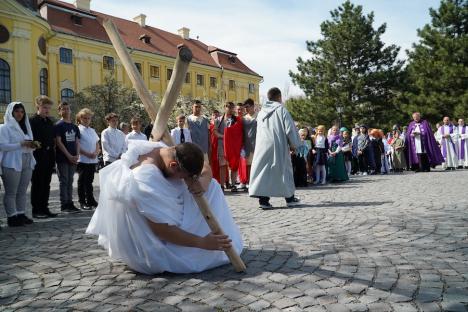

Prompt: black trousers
xmin=31 ymin=150 xmax=55 ymax=214
xmin=358 ymin=153 xmax=368 ymax=173
xmin=292 ymin=154 xmax=307 ymax=187
xmin=416 ymin=153 xmax=431 ymax=172
xmin=77 ymin=163 xmax=96 ymax=205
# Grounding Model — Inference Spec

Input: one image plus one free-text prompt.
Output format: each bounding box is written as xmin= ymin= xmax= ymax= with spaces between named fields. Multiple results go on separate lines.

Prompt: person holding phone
xmin=0 ymin=102 xmax=36 ymax=226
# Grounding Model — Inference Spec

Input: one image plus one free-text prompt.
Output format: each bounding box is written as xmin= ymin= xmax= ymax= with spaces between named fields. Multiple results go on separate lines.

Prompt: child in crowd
xmin=119 ymin=122 xmax=130 ymax=135
xmin=369 ymin=129 xmax=383 ymax=175
xmin=76 ymin=108 xmax=100 ymax=210
xmin=55 ymin=101 xmax=81 ymax=213
xmin=313 ymin=125 xmax=328 ymax=184
xmin=292 ymin=128 xmax=310 ymax=187
xmin=352 ymin=125 xmax=370 ymax=175
xmin=341 ymin=128 xmax=353 ymax=175
xmin=327 ymin=126 xmax=348 ymax=182
xmin=380 ymin=129 xmax=391 ymax=174
xmin=306 ymin=127 xmax=316 ymax=183
xmin=126 ymin=117 xmax=147 ymax=143
xmin=171 ymin=114 xmax=192 ymax=145
xmin=391 ymin=130 xmax=406 ymax=172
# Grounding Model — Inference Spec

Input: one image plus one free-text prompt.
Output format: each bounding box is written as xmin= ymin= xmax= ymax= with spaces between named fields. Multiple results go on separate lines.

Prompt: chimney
xmin=74 ymin=0 xmax=90 ymax=12
xmin=178 ymin=27 xmax=190 ymax=40
xmin=133 ymin=14 xmax=146 ymax=27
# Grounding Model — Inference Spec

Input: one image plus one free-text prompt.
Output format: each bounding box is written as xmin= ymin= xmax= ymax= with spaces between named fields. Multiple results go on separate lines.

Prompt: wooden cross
xmin=101 ymin=19 xmax=246 ymax=272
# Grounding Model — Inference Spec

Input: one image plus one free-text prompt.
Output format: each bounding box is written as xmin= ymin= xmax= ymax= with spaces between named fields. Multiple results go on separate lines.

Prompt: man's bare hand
xmin=186 ymin=178 xmax=205 ymax=197
xmin=200 ymin=233 xmax=232 ymax=251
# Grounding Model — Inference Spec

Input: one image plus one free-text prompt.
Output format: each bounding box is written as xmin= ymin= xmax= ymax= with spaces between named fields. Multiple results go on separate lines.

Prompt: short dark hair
xmin=105 ymin=113 xmax=118 ymax=121
xmin=267 ymin=87 xmax=281 ymax=101
xmin=243 ymin=98 xmax=254 ymax=106
xmin=58 ymin=101 xmax=70 ymax=110
xmin=225 ymin=101 xmax=235 ymax=108
xmin=175 ymin=142 xmax=204 ymax=177
xmin=192 ymin=100 xmax=202 ymax=105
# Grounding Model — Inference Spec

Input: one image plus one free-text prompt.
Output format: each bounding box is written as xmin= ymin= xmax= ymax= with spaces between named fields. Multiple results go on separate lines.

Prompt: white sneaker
xmin=362 ymin=172 xmax=368 ymax=176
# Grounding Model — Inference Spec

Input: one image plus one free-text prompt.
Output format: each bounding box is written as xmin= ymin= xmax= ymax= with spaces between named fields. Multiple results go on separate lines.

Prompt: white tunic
xmin=86 ymin=141 xmax=243 ymax=274
xmin=436 ymin=125 xmax=458 ymax=168
xmin=456 ymin=126 xmax=468 ymax=167
xmin=249 ymin=101 xmax=300 ymax=198
xmin=413 ymin=124 xmax=423 ymax=154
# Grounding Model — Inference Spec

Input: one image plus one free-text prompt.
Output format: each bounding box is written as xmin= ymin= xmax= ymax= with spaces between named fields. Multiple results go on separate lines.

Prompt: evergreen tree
xmin=290 ymin=1 xmax=404 ymax=129
xmin=404 ymin=0 xmax=468 ymax=123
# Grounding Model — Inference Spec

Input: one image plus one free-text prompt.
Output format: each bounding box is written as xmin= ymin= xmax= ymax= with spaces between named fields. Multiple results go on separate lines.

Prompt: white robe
xmin=86 ymin=140 xmax=243 ymax=274
xmin=456 ymin=126 xmax=468 ymax=167
xmin=249 ymin=101 xmax=300 ymax=198
xmin=435 ymin=125 xmax=458 ymax=168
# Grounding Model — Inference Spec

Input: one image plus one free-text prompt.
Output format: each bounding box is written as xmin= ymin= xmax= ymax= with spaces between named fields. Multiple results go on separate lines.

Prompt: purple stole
xmin=459 ymin=126 xmax=466 ymax=160
xmin=440 ymin=125 xmax=456 ymax=158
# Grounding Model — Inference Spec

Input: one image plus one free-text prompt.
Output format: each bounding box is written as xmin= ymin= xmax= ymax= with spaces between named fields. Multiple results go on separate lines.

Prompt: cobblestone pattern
xmin=1 ymin=170 xmax=468 ymax=311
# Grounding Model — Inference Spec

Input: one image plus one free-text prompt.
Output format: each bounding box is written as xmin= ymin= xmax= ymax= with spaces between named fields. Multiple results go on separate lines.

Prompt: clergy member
xmin=405 ymin=112 xmax=443 ymax=172
xmin=435 ymin=116 xmax=458 ymax=170
xmin=249 ymin=87 xmax=301 ymax=209
xmin=86 ymin=141 xmax=243 ymax=274
xmin=456 ymin=118 xmax=468 ymax=169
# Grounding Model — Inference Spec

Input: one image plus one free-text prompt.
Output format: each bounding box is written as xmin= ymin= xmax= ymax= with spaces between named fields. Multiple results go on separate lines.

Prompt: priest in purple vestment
xmin=405 ymin=112 xmax=444 ymax=172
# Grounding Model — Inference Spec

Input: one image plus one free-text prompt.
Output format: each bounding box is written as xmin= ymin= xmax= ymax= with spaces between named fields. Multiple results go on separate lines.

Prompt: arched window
xmin=40 ymin=68 xmax=48 ymax=96
xmin=61 ymin=88 xmax=74 ymax=102
xmin=0 ymin=59 xmax=11 ymax=105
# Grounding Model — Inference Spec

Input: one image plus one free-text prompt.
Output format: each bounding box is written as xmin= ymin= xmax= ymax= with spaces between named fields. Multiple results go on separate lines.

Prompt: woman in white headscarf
xmin=0 ymin=102 xmax=36 ymax=227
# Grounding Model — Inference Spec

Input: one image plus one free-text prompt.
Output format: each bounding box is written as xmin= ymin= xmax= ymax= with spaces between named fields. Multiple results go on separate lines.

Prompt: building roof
xmin=38 ymin=0 xmax=261 ymax=77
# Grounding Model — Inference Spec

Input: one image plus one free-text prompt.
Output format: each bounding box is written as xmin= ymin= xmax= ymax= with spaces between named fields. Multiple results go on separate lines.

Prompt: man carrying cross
xmin=86 ymin=141 xmax=243 ymax=274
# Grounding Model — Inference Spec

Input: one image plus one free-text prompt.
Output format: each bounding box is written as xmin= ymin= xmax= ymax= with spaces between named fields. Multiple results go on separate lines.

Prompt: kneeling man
xmin=86 ymin=141 xmax=243 ymax=274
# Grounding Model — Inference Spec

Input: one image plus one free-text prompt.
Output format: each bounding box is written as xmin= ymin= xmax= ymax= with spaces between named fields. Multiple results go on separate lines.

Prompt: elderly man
xmin=406 ymin=112 xmax=443 ymax=172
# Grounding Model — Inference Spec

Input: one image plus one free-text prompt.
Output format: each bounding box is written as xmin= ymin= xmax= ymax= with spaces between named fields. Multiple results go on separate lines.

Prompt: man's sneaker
xmin=259 ymin=202 xmax=273 ymax=210
xmin=237 ymin=184 xmax=248 ymax=191
xmin=80 ymin=203 xmax=93 ymax=211
xmin=17 ymin=214 xmax=34 ymax=225
xmin=61 ymin=203 xmax=82 ymax=213
xmin=286 ymin=197 xmax=301 ymax=207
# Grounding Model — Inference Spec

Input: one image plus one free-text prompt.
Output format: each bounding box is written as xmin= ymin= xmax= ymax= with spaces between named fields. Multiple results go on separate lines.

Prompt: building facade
xmin=0 ymin=0 xmax=262 ymax=118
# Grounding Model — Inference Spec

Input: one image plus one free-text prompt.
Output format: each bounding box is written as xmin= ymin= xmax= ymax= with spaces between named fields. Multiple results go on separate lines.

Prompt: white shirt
xmin=315 ymin=135 xmax=326 ymax=148
xmin=78 ymin=124 xmax=99 ymax=164
xmin=101 ymin=127 xmax=127 ymax=163
xmin=126 ymin=131 xmax=147 ymax=144
xmin=413 ymin=124 xmax=423 ymax=154
xmin=170 ymin=127 xmax=192 ymax=145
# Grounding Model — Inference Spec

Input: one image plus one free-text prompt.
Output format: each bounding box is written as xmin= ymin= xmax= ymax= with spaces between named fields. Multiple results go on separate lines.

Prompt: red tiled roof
xmin=38 ymin=0 xmax=260 ymax=77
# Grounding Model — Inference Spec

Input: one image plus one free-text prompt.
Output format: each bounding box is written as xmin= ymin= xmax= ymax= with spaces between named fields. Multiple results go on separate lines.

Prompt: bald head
xmin=412 ymin=112 xmax=421 ymax=122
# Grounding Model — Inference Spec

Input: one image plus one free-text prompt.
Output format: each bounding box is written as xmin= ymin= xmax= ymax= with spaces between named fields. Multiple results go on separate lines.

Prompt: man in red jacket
xmin=212 ymin=102 xmax=243 ymax=192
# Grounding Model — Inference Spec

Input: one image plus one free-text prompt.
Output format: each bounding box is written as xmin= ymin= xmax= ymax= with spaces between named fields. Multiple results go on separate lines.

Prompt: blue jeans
xmin=56 ymin=162 xmax=76 ymax=205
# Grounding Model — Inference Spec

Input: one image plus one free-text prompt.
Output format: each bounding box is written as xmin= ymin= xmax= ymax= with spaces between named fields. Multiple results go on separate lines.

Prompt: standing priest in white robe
xmin=456 ymin=118 xmax=468 ymax=168
xmin=249 ymin=87 xmax=301 ymax=209
xmin=435 ymin=116 xmax=458 ymax=170
xmin=86 ymin=141 xmax=243 ymax=274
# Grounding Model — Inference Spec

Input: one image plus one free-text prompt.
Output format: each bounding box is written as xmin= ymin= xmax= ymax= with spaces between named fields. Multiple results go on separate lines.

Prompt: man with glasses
xmin=86 ymin=141 xmax=243 ymax=274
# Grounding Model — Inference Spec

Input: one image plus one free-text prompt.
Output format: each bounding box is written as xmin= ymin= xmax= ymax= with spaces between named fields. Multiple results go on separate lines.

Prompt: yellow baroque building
xmin=0 ymin=0 xmax=262 ymax=118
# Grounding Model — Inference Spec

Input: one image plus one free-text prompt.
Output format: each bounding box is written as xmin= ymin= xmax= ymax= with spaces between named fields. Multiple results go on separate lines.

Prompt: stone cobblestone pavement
xmin=1 ymin=169 xmax=468 ymax=311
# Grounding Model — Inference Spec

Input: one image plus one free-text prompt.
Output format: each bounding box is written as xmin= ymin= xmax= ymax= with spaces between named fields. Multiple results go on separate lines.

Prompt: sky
xmin=65 ymin=0 xmax=441 ymax=99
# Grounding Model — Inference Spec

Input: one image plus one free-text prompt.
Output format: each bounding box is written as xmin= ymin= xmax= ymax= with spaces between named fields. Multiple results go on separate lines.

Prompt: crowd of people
xmin=0 ymin=92 xmax=467 ymax=228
